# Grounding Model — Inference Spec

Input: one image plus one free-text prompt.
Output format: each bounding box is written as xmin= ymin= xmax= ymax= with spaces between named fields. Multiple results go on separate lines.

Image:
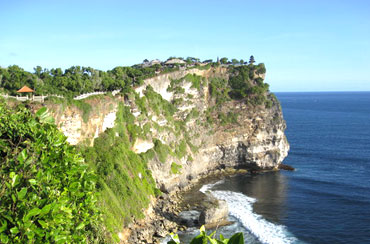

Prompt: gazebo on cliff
xmin=17 ymin=85 xmax=34 ymax=93
xmin=16 ymin=86 xmax=35 ymax=101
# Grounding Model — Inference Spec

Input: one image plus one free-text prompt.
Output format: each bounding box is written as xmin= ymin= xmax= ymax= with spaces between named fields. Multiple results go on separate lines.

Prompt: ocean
xmin=177 ymin=92 xmax=370 ymax=244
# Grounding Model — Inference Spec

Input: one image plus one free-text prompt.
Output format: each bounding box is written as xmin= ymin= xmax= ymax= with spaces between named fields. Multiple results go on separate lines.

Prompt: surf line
xmin=200 ymin=183 xmax=300 ymax=244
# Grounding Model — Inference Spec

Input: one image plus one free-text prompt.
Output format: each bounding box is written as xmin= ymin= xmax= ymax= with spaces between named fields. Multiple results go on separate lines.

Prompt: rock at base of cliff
xmin=199 ymin=194 xmax=229 ymax=226
xmin=278 ymin=164 xmax=295 ymax=171
xmin=178 ymin=210 xmax=201 ymax=227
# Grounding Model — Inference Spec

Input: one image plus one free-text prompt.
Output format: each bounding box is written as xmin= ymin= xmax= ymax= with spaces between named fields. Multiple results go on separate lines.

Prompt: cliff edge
xmin=41 ymin=64 xmax=289 ymax=242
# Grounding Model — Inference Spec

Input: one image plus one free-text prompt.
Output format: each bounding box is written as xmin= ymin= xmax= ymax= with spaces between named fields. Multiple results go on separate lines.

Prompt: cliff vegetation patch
xmin=79 ymin=102 xmax=160 ymax=242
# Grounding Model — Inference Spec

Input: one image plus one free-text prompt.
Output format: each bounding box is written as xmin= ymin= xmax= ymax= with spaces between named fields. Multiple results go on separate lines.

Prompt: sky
xmin=1 ymin=0 xmax=370 ymax=92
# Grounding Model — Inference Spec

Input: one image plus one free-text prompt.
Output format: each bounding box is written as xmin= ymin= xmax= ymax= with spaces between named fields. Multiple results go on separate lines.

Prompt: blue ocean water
xmin=177 ymin=92 xmax=370 ymax=244
xmin=276 ymin=92 xmax=370 ymax=243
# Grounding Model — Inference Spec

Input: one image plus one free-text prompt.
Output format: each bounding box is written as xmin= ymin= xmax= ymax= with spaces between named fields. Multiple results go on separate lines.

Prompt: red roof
xmin=17 ymin=86 xmax=34 ymax=93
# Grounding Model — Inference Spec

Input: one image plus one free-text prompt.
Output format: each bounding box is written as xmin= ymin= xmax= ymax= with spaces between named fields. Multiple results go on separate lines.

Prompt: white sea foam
xmin=199 ymin=180 xmax=224 ymax=193
xmin=160 ymin=236 xmax=172 ymax=244
xmin=200 ymin=182 xmax=300 ymax=244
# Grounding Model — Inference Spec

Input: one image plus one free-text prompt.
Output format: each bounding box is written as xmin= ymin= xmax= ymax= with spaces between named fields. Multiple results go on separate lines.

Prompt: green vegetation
xmin=0 ymin=64 xmax=177 ymax=97
xmin=255 ymin=63 xmax=266 ymax=74
xmin=79 ymin=102 xmax=159 ymax=242
xmin=0 ymin=57 xmax=277 ymax=243
xmin=170 ymin=162 xmax=182 ymax=174
xmin=186 ymin=140 xmax=199 ymax=154
xmin=174 ymin=139 xmax=188 ymax=159
xmin=186 ymin=63 xmax=212 ymax=70
xmin=218 ymin=112 xmax=239 ymax=125
xmin=231 ymin=59 xmax=239 ymax=65
xmin=249 ymin=55 xmax=255 ymax=64
xmin=185 ymin=74 xmax=205 ymax=91
xmin=168 ymin=73 xmax=206 ymax=94
xmin=144 ymin=85 xmax=177 ymax=119
xmin=185 ymin=108 xmax=200 ymax=122
xmin=153 ymin=139 xmax=172 ymax=163
xmin=168 ymin=226 xmax=244 ymax=244
xmin=0 ymin=102 xmax=102 ymax=243
xmin=227 ymin=65 xmax=270 ymax=106
xmin=204 ymin=62 xmax=272 ymax=127
xmin=209 ymin=77 xmax=230 ymax=106
xmin=172 ymin=98 xmax=184 ymax=106
xmin=207 ymin=63 xmax=270 ymax=108
xmin=46 ymin=96 xmax=93 ymax=123
xmin=167 ymin=77 xmax=184 ymax=93
xmin=0 ymin=56 xmax=265 ymax=102
xmin=134 ymin=93 xmax=148 ymax=115
xmin=169 ymin=86 xmax=186 ymax=95
xmin=220 ymin=57 xmax=228 ymax=64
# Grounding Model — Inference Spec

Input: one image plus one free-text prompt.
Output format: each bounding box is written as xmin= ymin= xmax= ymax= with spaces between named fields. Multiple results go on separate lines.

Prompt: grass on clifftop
xmin=45 ymin=96 xmax=93 ymax=123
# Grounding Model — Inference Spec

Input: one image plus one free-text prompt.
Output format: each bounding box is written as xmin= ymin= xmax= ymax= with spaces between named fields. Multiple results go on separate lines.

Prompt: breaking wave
xmin=201 ymin=182 xmax=301 ymax=244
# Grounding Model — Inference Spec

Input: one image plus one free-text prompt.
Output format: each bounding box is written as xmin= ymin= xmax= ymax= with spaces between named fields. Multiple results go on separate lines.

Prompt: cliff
xmin=41 ymin=65 xmax=289 ymax=242
xmin=137 ymin=67 xmax=288 ymax=192
xmin=45 ymin=96 xmax=121 ymax=146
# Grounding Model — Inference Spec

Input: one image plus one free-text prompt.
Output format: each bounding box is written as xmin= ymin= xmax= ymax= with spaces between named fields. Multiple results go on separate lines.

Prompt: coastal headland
xmin=0 ymin=58 xmax=289 ymax=243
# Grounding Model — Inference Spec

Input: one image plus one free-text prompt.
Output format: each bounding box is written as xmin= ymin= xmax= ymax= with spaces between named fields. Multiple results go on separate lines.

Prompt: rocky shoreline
xmin=124 ymin=167 xmax=272 ymax=244
xmin=124 ymin=162 xmax=296 ymax=244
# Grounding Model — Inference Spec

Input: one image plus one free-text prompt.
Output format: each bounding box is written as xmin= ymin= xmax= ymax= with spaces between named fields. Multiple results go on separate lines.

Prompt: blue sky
xmin=1 ymin=0 xmax=369 ymax=91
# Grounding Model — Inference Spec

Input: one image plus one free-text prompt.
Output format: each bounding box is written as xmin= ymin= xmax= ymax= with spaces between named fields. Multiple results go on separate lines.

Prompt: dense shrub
xmin=153 ymin=139 xmax=172 ymax=163
xmin=0 ymin=65 xmax=179 ymax=97
xmin=209 ymin=77 xmax=230 ymax=106
xmin=228 ymin=66 xmax=253 ymax=99
xmin=175 ymin=140 xmax=188 ymax=159
xmin=168 ymin=226 xmax=244 ymax=244
xmin=227 ymin=65 xmax=272 ymax=107
xmin=0 ymin=102 xmax=101 ymax=243
xmin=185 ymin=74 xmax=205 ymax=91
xmin=256 ymin=63 xmax=266 ymax=74
xmin=145 ymin=85 xmax=177 ymax=119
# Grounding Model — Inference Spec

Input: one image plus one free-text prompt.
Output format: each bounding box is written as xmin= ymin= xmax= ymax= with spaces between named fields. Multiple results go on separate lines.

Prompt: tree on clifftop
xmin=220 ymin=57 xmax=228 ymax=64
xmin=231 ymin=59 xmax=239 ymax=65
xmin=249 ymin=55 xmax=255 ymax=64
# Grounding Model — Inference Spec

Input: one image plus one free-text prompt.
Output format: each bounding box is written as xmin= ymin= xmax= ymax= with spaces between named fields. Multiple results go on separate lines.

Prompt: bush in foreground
xmin=168 ymin=226 xmax=244 ymax=244
xmin=0 ymin=102 xmax=102 ymax=243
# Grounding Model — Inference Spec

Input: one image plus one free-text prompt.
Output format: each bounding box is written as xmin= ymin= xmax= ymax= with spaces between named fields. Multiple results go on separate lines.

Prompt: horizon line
xmin=273 ymin=90 xmax=370 ymax=93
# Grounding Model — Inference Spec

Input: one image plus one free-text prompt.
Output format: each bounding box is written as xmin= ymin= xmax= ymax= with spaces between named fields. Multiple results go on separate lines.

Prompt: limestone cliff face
xmin=49 ymin=67 xmax=289 ymax=192
xmin=46 ymin=97 xmax=122 ymax=146
xmin=138 ymin=68 xmax=289 ymax=192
